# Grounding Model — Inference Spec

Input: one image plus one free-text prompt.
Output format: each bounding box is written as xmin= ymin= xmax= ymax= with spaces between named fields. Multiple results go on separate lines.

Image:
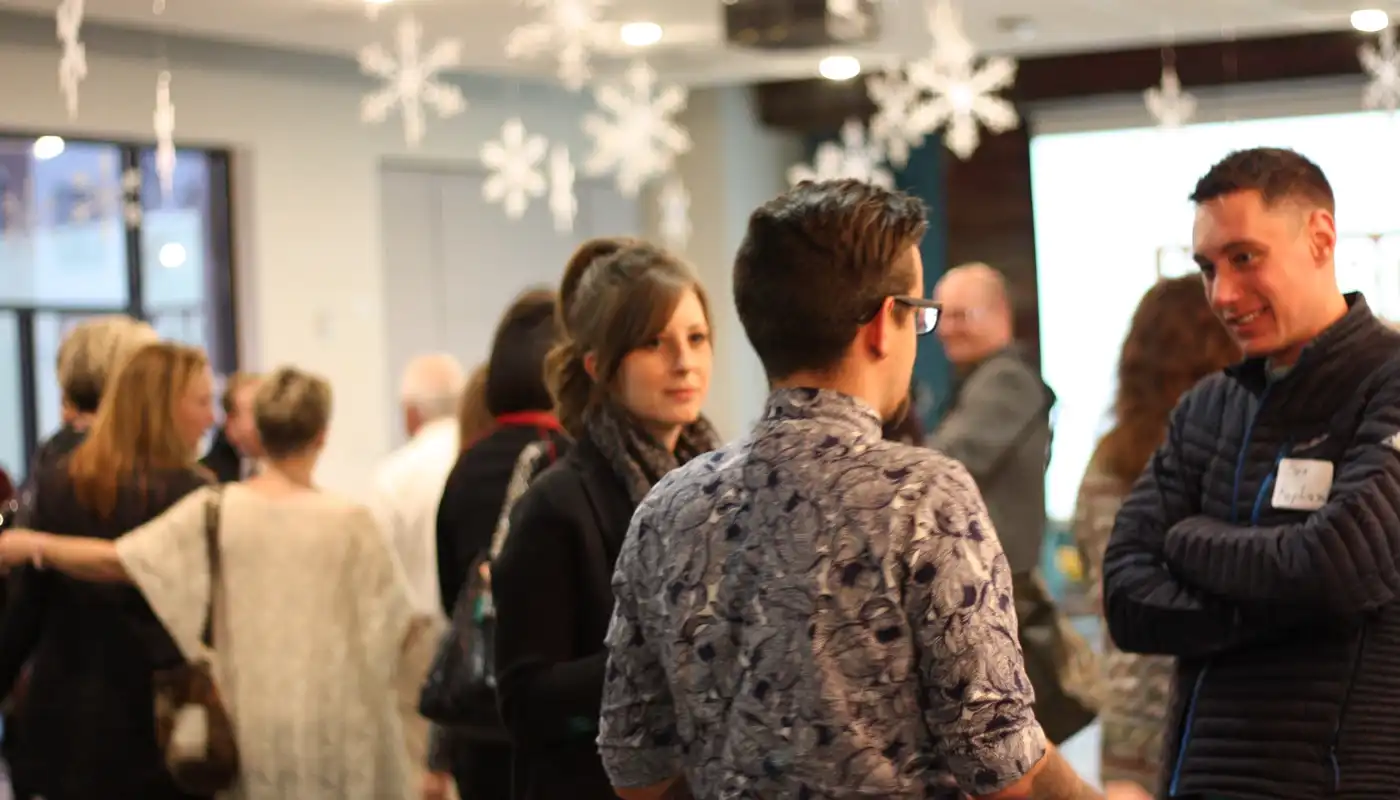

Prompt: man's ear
xmin=583 ymin=351 xmax=599 ymax=382
xmin=860 ymin=296 xmax=896 ymax=360
xmin=1308 ymin=207 xmax=1337 ymax=264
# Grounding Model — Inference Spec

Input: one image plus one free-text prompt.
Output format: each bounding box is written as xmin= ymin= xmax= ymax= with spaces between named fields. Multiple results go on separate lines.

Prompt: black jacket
xmin=199 ymin=429 xmax=242 ymax=484
xmin=491 ymin=436 xmax=634 ymax=800
xmin=1104 ymin=294 xmax=1400 ymax=799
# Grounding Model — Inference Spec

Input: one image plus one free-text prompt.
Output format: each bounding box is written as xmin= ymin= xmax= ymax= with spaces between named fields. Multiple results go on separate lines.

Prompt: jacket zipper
xmin=1329 ymin=624 xmax=1368 ymax=791
xmin=1171 ymin=387 xmax=1272 ymax=795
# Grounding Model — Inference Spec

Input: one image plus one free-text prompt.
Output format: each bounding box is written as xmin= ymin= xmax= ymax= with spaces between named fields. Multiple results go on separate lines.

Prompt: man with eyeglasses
xmin=597 ymin=180 xmax=1123 ymax=800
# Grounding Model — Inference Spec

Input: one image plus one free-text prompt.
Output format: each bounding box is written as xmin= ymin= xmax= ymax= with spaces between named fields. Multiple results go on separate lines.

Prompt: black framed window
xmin=0 ymin=134 xmax=237 ymax=481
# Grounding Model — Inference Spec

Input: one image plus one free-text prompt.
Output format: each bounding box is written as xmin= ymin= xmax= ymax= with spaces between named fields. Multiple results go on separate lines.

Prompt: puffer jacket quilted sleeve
xmin=1163 ymin=362 xmax=1400 ymax=615
xmin=1103 ymin=386 xmax=1279 ymax=658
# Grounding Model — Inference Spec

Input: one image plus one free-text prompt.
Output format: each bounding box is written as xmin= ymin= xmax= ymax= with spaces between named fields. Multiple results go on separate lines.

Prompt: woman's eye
xmin=689 ymin=332 xmax=709 ymax=345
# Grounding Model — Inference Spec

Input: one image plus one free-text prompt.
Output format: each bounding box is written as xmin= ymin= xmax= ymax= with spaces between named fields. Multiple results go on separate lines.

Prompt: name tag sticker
xmin=1272 ymin=458 xmax=1334 ymax=511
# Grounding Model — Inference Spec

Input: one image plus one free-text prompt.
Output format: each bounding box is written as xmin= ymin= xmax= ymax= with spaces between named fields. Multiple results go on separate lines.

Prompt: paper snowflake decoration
xmin=63 ymin=159 xmax=143 ymax=227
xmin=505 ymin=0 xmax=612 ymax=91
xmin=657 ymin=175 xmax=691 ymax=251
xmin=583 ymin=61 xmax=691 ymax=197
xmin=787 ymin=118 xmax=893 ymax=188
xmin=1144 ymin=64 xmax=1197 ymax=128
xmin=359 ymin=16 xmax=466 ymax=147
xmin=1360 ymin=26 xmax=1400 ymax=112
xmin=153 ymin=70 xmax=177 ymax=202
xmin=480 ymin=118 xmax=548 ymax=220
xmin=547 ymin=145 xmax=577 ymax=232
xmin=865 ymin=0 xmax=1019 ymax=162
xmin=56 ymin=0 xmax=86 ymax=119
xmin=0 ymin=175 xmax=33 ymax=236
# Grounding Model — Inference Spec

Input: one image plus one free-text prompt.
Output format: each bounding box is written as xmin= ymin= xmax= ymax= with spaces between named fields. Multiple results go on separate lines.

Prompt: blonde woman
xmin=30 ymin=314 xmax=157 ymax=474
xmin=0 ymin=367 xmax=422 ymax=799
xmin=0 ymin=341 xmax=215 ymax=800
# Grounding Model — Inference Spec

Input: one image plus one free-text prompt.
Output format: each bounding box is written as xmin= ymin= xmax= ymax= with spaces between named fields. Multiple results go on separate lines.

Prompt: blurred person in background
xmin=425 ymin=288 xmax=568 ymax=800
xmin=0 ymin=341 xmax=214 ymax=800
xmin=369 ymin=352 xmax=467 ymax=794
xmin=0 ymin=367 xmax=423 ymax=799
xmin=491 ymin=239 xmax=718 ymax=800
xmin=1072 ymin=276 xmax=1239 ymax=792
xmin=455 ymin=364 xmax=495 ymax=453
xmin=201 ymin=372 xmax=265 ymax=482
xmin=28 ymin=315 xmax=157 ymax=478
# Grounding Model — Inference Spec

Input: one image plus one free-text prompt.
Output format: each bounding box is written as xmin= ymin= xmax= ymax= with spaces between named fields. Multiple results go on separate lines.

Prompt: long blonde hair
xmin=68 ymin=342 xmax=208 ymax=517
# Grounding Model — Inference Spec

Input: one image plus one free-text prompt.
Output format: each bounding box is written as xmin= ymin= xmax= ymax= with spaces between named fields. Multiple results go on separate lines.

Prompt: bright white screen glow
xmin=1031 ymin=110 xmax=1400 ymax=522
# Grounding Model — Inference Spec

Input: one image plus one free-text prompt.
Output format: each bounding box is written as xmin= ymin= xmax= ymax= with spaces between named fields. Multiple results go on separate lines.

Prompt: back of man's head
xmin=400 ymin=353 xmax=466 ymax=432
xmin=733 ymin=179 xmax=929 ymax=380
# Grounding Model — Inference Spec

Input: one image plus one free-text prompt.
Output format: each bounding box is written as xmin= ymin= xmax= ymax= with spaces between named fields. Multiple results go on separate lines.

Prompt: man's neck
xmin=1266 ymin=291 xmax=1349 ymax=370
xmin=771 ymin=371 xmax=884 ymax=415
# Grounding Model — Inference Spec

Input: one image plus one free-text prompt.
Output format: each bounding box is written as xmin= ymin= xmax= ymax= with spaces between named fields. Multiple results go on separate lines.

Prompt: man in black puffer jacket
xmin=1104 ymin=147 xmax=1400 ymax=800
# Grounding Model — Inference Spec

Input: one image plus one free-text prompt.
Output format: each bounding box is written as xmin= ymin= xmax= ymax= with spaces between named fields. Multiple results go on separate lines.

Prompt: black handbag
xmin=419 ymin=439 xmax=555 ymax=738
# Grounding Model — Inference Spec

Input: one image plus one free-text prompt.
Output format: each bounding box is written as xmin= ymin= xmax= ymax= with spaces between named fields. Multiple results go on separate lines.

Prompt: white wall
xmin=0 ymin=18 xmax=633 ymax=492
xmin=1028 ymin=77 xmax=1400 ymax=522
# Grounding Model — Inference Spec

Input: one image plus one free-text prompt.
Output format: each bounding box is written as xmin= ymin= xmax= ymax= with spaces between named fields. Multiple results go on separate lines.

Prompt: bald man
xmin=929 ymin=263 xmax=1055 ymax=576
xmin=368 ymin=352 xmax=467 ymax=794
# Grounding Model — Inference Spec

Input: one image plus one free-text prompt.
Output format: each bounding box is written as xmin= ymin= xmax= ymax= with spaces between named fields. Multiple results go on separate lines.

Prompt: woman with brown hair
xmin=0 ymin=341 xmax=215 ymax=800
xmin=490 ymin=239 xmax=718 ymax=800
xmin=1072 ymin=275 xmax=1241 ymax=792
xmin=457 ymin=364 xmax=495 ymax=451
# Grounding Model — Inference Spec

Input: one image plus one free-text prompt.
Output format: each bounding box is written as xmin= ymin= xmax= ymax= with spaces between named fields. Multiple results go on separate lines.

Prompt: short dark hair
xmin=485 ymin=288 xmax=559 ymax=417
xmin=1190 ymin=147 xmax=1335 ymax=212
xmin=733 ymin=179 xmax=929 ymax=379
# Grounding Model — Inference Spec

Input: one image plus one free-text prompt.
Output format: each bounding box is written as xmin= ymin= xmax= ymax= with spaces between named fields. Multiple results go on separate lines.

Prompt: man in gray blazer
xmin=930 ymin=263 xmax=1055 ymax=578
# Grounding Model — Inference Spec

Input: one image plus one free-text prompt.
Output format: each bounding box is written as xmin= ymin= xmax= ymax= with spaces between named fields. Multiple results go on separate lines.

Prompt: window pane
xmin=140 ymin=148 xmax=230 ymax=371
xmin=0 ymin=137 xmax=131 ymax=308
xmin=0 ymin=312 xmax=23 ymax=480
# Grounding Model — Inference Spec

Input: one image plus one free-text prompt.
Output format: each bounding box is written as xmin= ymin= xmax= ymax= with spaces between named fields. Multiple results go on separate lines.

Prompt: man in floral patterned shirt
xmin=597 ymin=180 xmax=1119 ymax=800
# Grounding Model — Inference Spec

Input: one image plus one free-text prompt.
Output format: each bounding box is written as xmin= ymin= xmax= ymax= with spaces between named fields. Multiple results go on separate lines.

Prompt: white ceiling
xmin=0 ymin=0 xmax=1387 ymax=86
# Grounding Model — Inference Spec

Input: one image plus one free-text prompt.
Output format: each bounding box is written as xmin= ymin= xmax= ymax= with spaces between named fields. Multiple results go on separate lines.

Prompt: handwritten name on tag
xmin=1271 ymin=458 xmax=1334 ymax=512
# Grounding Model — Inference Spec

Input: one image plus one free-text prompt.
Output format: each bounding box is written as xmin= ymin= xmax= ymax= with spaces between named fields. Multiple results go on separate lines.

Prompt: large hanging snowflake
xmin=1144 ymin=64 xmax=1196 ymax=128
xmin=583 ymin=61 xmax=691 ymax=197
xmin=153 ymin=70 xmax=177 ymax=202
xmin=63 ymin=154 xmax=142 ymax=226
xmin=481 ymin=118 xmax=548 ymax=220
xmin=866 ymin=0 xmax=1019 ymax=161
xmin=359 ymin=16 xmax=466 ymax=147
xmin=1360 ymin=26 xmax=1400 ymax=112
xmin=547 ymin=145 xmax=577 ymax=232
xmin=505 ymin=0 xmax=613 ymax=91
xmin=56 ymin=0 xmax=86 ymax=119
xmin=657 ymin=175 xmax=691 ymax=251
xmin=787 ymin=118 xmax=893 ymax=188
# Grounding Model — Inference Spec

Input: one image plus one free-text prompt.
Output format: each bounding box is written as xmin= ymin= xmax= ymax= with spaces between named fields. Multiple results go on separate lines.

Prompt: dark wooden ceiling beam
xmin=754 ymin=29 xmax=1376 ymax=133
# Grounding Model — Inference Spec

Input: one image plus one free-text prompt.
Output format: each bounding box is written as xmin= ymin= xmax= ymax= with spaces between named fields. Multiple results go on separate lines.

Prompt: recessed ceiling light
xmin=32 ymin=135 xmax=65 ymax=161
xmin=620 ymin=21 xmax=663 ymax=47
xmin=819 ymin=55 xmax=861 ymax=81
xmin=1352 ymin=8 xmax=1390 ymax=32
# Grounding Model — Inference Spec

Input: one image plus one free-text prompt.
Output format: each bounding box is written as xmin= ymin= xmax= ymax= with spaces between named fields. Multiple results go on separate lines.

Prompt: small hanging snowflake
xmin=826 ymin=0 xmax=872 ymax=38
xmin=359 ymin=16 xmax=466 ymax=147
xmin=787 ymin=118 xmax=893 ymax=189
xmin=1360 ymin=26 xmax=1400 ymax=112
xmin=481 ymin=118 xmax=548 ymax=220
xmin=547 ymin=145 xmax=577 ymax=232
xmin=865 ymin=0 xmax=1019 ymax=162
xmin=153 ymin=70 xmax=177 ymax=202
xmin=1144 ymin=64 xmax=1196 ymax=128
xmin=56 ymin=0 xmax=86 ymax=119
xmin=505 ymin=0 xmax=612 ymax=91
xmin=582 ymin=61 xmax=691 ymax=197
xmin=657 ymin=175 xmax=691 ymax=251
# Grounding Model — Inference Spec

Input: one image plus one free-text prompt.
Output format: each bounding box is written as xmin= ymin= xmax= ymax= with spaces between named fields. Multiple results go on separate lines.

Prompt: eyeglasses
xmin=893 ymin=296 xmax=942 ymax=335
xmin=858 ymin=296 xmax=943 ymax=335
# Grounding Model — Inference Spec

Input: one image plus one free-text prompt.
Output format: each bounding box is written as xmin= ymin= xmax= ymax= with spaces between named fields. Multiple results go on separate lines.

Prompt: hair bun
xmin=560 ymin=237 xmax=640 ymax=320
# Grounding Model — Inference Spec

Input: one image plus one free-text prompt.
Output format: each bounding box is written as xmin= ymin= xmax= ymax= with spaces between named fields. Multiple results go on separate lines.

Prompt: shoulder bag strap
xmin=201 ymin=487 xmax=224 ymax=648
